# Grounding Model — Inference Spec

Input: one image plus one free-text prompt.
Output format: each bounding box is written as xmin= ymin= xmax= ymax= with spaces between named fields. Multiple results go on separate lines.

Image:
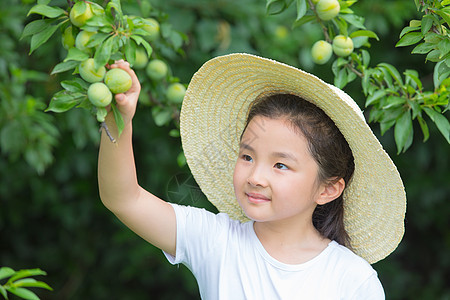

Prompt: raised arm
xmin=98 ymin=60 xmax=176 ymax=255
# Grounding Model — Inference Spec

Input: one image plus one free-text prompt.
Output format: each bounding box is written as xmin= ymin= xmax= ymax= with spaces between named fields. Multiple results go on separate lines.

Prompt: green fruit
xmin=79 ymin=58 xmax=106 ymax=83
xmin=104 ymin=68 xmax=132 ymax=94
xmin=146 ymin=59 xmax=168 ymax=81
xmin=69 ymin=1 xmax=94 ymax=28
xmin=134 ymin=48 xmax=149 ymax=69
xmin=88 ymin=82 xmax=112 ymax=107
xmin=142 ymin=18 xmax=160 ymax=41
xmin=311 ymin=40 xmax=333 ymax=64
xmin=62 ymin=26 xmax=75 ymax=49
xmin=316 ymin=0 xmax=340 ymax=21
xmin=332 ymin=35 xmax=354 ymax=57
xmin=166 ymin=83 xmax=186 ymax=104
xmin=274 ymin=26 xmax=289 ymax=41
xmin=75 ymin=30 xmax=96 ymax=53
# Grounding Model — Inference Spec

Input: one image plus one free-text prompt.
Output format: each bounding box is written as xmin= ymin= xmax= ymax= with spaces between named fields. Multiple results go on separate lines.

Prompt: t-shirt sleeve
xmin=163 ymin=203 xmax=229 ymax=268
xmin=350 ymin=272 xmax=385 ymax=300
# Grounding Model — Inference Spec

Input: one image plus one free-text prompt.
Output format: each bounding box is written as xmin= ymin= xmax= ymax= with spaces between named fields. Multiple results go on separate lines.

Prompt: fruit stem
xmin=100 ymin=122 xmax=117 ymax=144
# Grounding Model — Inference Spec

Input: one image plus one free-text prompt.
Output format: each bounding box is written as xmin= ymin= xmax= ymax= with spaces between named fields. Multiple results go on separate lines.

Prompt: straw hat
xmin=180 ymin=53 xmax=406 ymax=264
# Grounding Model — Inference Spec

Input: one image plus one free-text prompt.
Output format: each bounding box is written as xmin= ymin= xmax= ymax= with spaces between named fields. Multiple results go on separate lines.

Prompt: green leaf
xmin=14 ymin=278 xmax=52 ymax=290
xmin=334 ymin=17 xmax=348 ymax=37
xmin=85 ymin=32 xmax=110 ymax=48
xmin=435 ymin=10 xmax=450 ymax=27
xmin=51 ymin=60 xmax=79 ymax=75
xmin=0 ymin=285 xmax=7 ymax=299
xmin=334 ymin=68 xmax=348 ymax=89
xmin=361 ymin=49 xmax=370 ymax=68
xmin=365 ymin=89 xmax=387 ymax=107
xmin=421 ymin=15 xmax=434 ymax=35
xmin=45 ymin=91 xmax=86 ymax=113
xmin=383 ymin=96 xmax=406 ymax=109
xmin=437 ymin=38 xmax=450 ymax=57
xmin=396 ymin=32 xmax=423 ymax=47
xmin=340 ymin=14 xmax=365 ymax=29
xmin=378 ymin=63 xmax=403 ymax=86
xmin=7 ymin=269 xmax=46 ymax=285
xmin=380 ymin=120 xmax=396 ymax=135
xmin=85 ymin=15 xmax=110 ymax=27
xmin=63 ymin=47 xmax=90 ymax=62
xmin=292 ymin=15 xmax=315 ymax=28
xmin=61 ymin=79 xmax=87 ymax=93
xmin=350 ymin=30 xmax=379 ymax=41
xmin=399 ymin=26 xmax=420 ymax=38
xmin=433 ymin=61 xmax=450 ymax=89
xmin=394 ymin=110 xmax=413 ymax=154
xmin=29 ymin=24 xmax=61 ymax=54
xmin=27 ymin=4 xmax=65 ymax=18
xmin=124 ymin=40 xmax=137 ymax=66
xmin=411 ymin=42 xmax=435 ymax=54
xmin=266 ymin=0 xmax=292 ymax=15
xmin=442 ymin=0 xmax=450 ymax=5
xmin=0 ymin=267 xmax=15 ymax=281
xmin=7 ymin=287 xmax=39 ymax=300
xmin=20 ymin=20 xmax=49 ymax=39
xmin=152 ymin=106 xmax=173 ymax=126
xmin=417 ymin=115 xmax=430 ymax=142
xmin=404 ymin=69 xmax=423 ymax=90
xmin=295 ymin=0 xmax=307 ymax=21
xmin=94 ymin=36 xmax=115 ymax=69
xmin=424 ymin=107 xmax=450 ymax=143
xmin=111 ymin=103 xmax=125 ymax=137
xmin=426 ymin=49 xmax=442 ymax=62
xmin=96 ymin=107 xmax=108 ymax=123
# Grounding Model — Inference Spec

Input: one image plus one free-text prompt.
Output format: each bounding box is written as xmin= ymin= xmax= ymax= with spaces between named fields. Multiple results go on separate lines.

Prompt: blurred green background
xmin=1 ymin=0 xmax=449 ymax=299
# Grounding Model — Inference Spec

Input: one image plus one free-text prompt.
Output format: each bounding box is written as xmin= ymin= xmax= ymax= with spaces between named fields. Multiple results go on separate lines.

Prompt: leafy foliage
xmin=266 ymin=0 xmax=449 ymax=153
xmin=0 ymin=267 xmax=52 ymax=300
xmin=1 ymin=0 xmax=449 ymax=299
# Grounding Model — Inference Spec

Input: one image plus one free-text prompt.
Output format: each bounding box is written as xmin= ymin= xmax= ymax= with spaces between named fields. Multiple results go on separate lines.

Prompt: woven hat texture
xmin=180 ymin=53 xmax=406 ymax=264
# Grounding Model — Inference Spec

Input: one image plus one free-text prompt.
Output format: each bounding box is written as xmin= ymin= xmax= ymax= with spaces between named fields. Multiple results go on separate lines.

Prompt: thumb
xmin=115 ymin=93 xmax=126 ymax=104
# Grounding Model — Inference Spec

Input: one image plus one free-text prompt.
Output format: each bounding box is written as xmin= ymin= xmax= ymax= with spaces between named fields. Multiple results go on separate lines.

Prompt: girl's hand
xmin=108 ymin=60 xmax=141 ymax=126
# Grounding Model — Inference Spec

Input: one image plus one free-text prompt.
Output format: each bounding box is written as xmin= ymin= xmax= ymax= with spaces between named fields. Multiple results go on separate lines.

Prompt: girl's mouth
xmin=246 ymin=192 xmax=271 ymax=204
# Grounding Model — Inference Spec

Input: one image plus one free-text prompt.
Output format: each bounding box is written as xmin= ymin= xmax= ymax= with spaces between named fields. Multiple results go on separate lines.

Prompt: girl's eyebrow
xmin=239 ymin=142 xmax=254 ymax=151
xmin=240 ymin=142 xmax=298 ymax=163
xmin=271 ymin=151 xmax=298 ymax=163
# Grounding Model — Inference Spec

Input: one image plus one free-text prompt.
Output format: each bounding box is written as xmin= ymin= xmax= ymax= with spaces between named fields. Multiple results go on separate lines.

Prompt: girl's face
xmin=233 ymin=116 xmax=323 ymax=225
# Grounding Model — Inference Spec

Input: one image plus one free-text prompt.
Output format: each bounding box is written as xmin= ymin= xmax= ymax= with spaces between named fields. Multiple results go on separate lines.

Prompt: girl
xmin=98 ymin=54 xmax=406 ymax=299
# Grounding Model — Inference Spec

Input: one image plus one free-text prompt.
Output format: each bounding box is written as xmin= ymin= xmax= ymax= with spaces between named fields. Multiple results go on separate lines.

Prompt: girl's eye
xmin=242 ymin=154 xmax=253 ymax=162
xmin=274 ymin=163 xmax=288 ymax=170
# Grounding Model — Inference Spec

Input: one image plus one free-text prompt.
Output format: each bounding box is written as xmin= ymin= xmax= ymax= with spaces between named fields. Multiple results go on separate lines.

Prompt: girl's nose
xmin=247 ymin=166 xmax=268 ymax=187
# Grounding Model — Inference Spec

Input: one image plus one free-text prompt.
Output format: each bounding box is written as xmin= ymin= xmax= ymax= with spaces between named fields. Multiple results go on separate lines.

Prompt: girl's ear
xmin=316 ymin=178 xmax=345 ymax=205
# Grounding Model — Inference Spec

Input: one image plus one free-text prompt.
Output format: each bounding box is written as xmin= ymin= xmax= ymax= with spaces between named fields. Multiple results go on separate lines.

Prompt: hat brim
xmin=180 ymin=53 xmax=406 ymax=264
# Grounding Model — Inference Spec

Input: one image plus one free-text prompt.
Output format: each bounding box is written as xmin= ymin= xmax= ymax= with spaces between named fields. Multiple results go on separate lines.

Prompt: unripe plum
xmin=69 ymin=1 xmax=94 ymax=28
xmin=332 ymin=35 xmax=354 ymax=57
xmin=316 ymin=0 xmax=340 ymax=21
xmin=166 ymin=83 xmax=186 ymax=104
xmin=75 ymin=30 xmax=96 ymax=53
xmin=311 ymin=40 xmax=333 ymax=64
xmin=134 ymin=48 xmax=149 ymax=69
xmin=79 ymin=58 xmax=106 ymax=83
xmin=104 ymin=68 xmax=132 ymax=94
xmin=146 ymin=59 xmax=168 ymax=81
xmin=62 ymin=26 xmax=75 ymax=49
xmin=88 ymin=82 xmax=112 ymax=107
xmin=143 ymin=18 xmax=160 ymax=41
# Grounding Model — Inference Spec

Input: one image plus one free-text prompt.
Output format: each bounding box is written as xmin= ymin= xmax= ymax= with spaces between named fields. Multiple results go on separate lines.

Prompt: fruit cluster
xmin=56 ymin=0 xmax=187 ymax=129
xmin=310 ymin=0 xmax=354 ymax=65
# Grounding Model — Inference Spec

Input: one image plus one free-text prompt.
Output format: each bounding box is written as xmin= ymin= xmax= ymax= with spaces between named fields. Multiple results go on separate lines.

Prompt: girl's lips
xmin=246 ymin=192 xmax=271 ymax=204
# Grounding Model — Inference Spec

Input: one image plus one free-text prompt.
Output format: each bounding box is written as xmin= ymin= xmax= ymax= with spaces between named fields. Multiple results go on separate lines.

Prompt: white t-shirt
xmin=164 ymin=204 xmax=385 ymax=300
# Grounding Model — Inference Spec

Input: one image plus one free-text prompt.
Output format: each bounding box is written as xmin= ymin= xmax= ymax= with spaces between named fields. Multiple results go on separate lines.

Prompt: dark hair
xmin=243 ymin=93 xmax=355 ymax=247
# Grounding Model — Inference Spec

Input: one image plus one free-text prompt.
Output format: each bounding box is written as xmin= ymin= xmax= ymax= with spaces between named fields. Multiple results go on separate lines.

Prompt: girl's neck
xmin=253 ymin=219 xmax=331 ymax=265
